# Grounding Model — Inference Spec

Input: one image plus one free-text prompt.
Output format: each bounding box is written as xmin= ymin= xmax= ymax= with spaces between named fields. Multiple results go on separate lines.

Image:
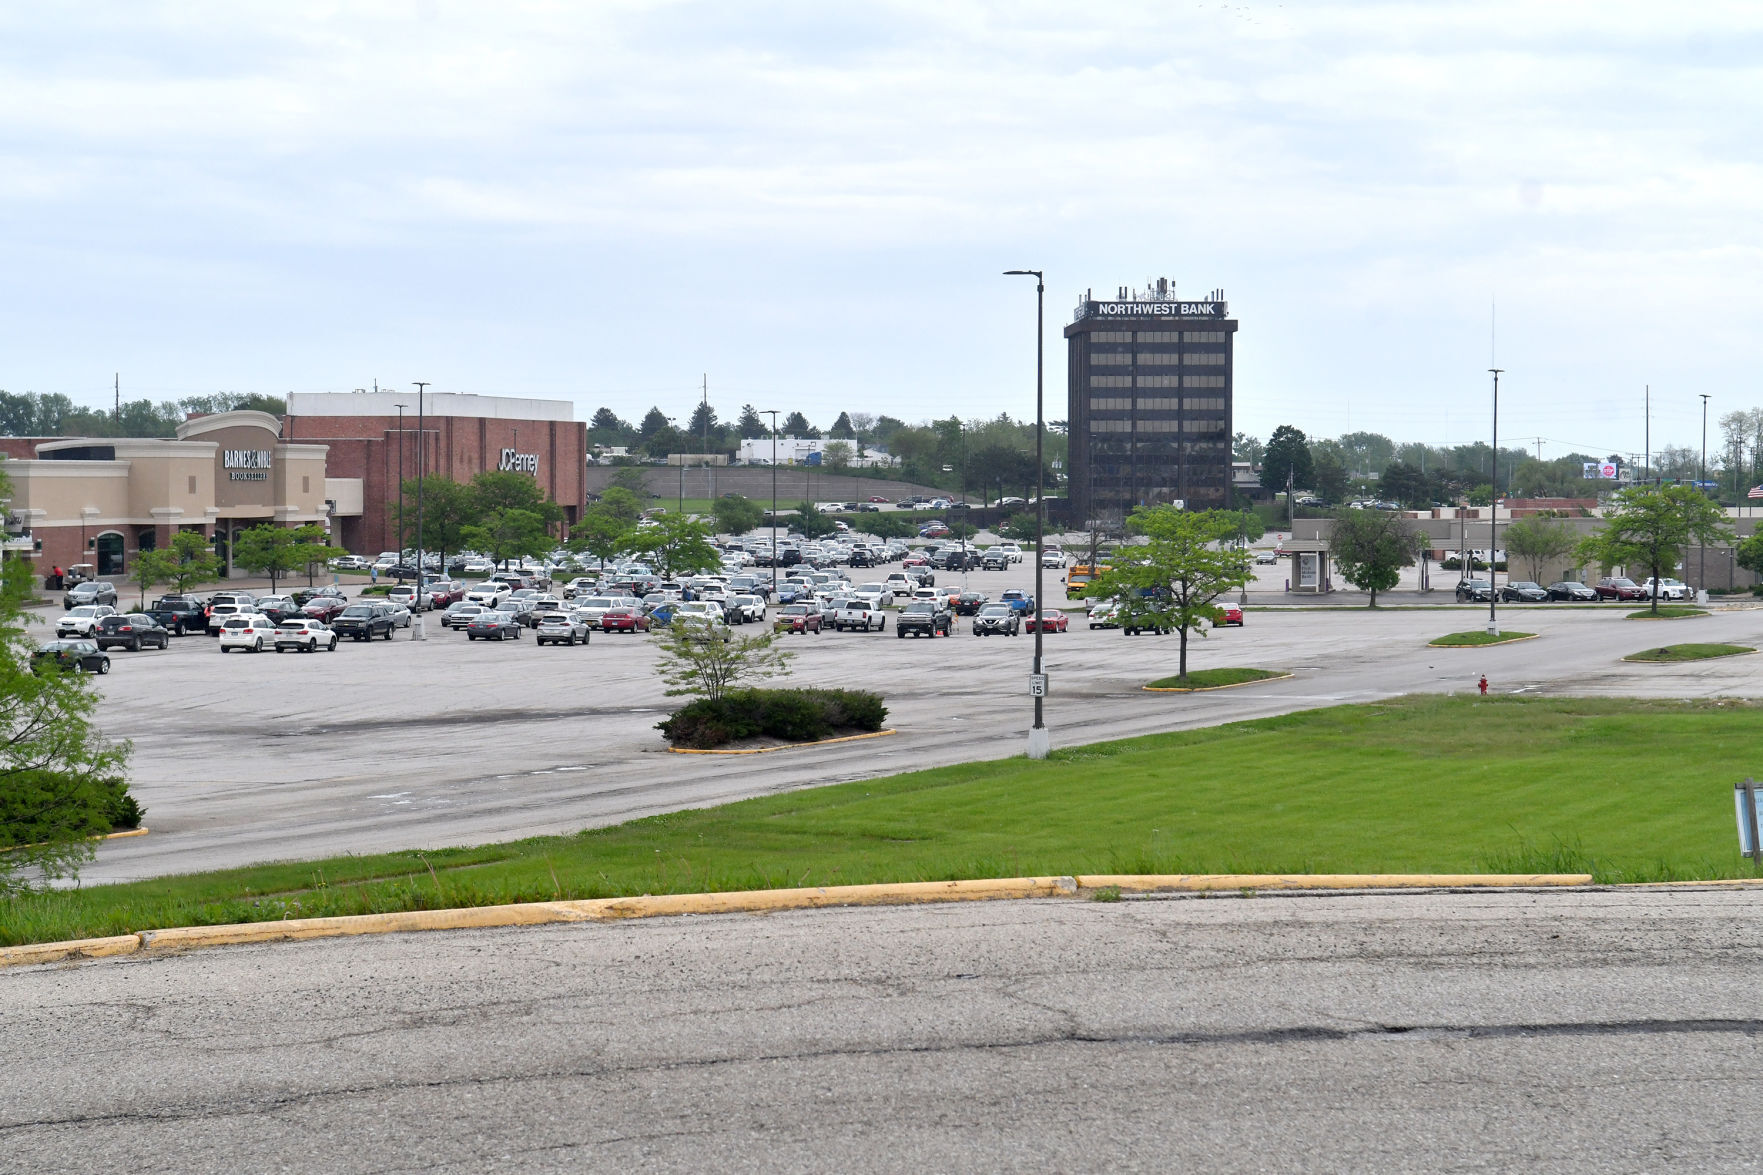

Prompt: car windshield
xmin=583 ymin=598 xmax=614 ymax=608
xmin=980 ymin=605 xmax=1011 ymax=616
xmin=340 ymin=606 xmax=373 ymax=617
xmin=905 ymin=602 xmax=934 ymax=613
xmin=782 ymin=605 xmax=809 ymax=615
xmin=67 ymin=607 xmax=97 ymax=617
xmin=1512 ymin=582 xmax=1542 ymax=590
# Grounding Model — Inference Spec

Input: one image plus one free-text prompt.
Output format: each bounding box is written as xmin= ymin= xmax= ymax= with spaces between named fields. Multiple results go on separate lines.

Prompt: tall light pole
xmin=1487 ymin=369 xmax=1502 ymax=637
xmin=393 ymin=402 xmax=407 ymax=562
xmin=1701 ymin=392 xmax=1711 ymax=592
xmin=764 ymin=410 xmax=780 ymax=591
xmin=412 ymin=381 xmax=429 ymax=640
xmin=1005 ymin=268 xmax=1049 ymax=759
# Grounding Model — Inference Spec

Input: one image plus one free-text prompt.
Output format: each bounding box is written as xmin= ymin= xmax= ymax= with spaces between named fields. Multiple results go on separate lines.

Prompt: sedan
xmin=774 ymin=604 xmax=823 ymax=634
xmin=600 ymin=607 xmax=651 ymax=634
xmin=1217 ymin=603 xmax=1245 ymax=627
xmin=252 ymin=596 xmax=304 ymax=624
xmin=1454 ymin=580 xmax=1495 ymax=603
xmin=1500 ymin=580 xmax=1550 ymax=603
xmin=953 ymin=592 xmax=989 ymax=616
xmin=94 ymin=613 xmax=170 ymax=651
xmin=302 ymin=596 xmax=350 ymax=621
xmin=1547 ymin=580 xmax=1599 ymax=602
xmin=535 ymin=611 xmax=592 ymax=646
xmin=465 ymin=612 xmax=524 ymax=641
xmin=1024 ymin=612 xmax=1070 ymax=634
xmin=972 ymin=604 xmax=1021 ymax=636
xmin=292 ymin=584 xmax=347 ymax=607
xmin=1595 ymin=577 xmax=1647 ymax=602
xmin=32 ymin=639 xmax=110 ymax=675
xmin=440 ymin=602 xmax=486 ymax=629
xmin=274 ymin=618 xmax=339 ymax=652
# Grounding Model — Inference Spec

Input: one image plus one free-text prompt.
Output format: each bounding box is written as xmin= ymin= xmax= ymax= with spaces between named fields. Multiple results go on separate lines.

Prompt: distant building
xmin=1065 ymin=279 xmax=1238 ymax=521
xmin=734 ymin=436 xmax=896 ymax=467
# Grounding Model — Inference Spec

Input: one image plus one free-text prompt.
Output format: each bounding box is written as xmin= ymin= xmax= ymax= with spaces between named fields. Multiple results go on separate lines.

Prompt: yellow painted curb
xmin=1077 ymin=873 xmax=1593 ymax=892
xmin=0 ymin=873 xmax=1603 ymax=969
xmin=1142 ymin=672 xmax=1294 ymax=694
xmin=667 ymin=729 xmax=898 ymax=755
xmin=1427 ymin=632 xmax=1539 ymax=648
xmin=104 ymin=827 xmax=149 ymax=841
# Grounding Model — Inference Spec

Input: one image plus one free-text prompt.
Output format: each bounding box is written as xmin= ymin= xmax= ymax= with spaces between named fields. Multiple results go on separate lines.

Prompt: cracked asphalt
xmin=9 ymin=887 xmax=1763 ymax=1172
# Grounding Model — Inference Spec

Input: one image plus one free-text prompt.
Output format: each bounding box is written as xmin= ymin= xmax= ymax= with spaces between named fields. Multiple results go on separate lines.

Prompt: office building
xmin=1064 ymin=279 xmax=1238 ymax=521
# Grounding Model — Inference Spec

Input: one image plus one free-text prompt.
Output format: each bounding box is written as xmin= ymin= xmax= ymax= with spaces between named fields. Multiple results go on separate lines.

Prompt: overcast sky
xmin=2 ymin=2 xmax=1757 ymax=461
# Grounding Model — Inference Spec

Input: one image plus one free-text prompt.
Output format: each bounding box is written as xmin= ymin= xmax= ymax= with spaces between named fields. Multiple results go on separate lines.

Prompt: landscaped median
xmin=1626 ymin=606 xmax=1710 ymax=620
xmin=1622 ymin=643 xmax=1755 ymax=663
xmin=7 ymin=696 xmax=1763 ymax=950
xmin=1144 ymin=668 xmax=1291 ymax=692
xmin=1428 ymin=630 xmax=1537 ymax=648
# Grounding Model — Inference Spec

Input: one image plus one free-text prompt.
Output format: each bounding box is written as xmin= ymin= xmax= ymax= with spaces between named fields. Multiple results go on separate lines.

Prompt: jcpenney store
xmin=0 ymin=410 xmax=330 ymax=579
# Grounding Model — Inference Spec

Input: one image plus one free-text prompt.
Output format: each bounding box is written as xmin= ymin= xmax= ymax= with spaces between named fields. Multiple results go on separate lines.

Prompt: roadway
xmin=7 ymin=886 xmax=1763 ymax=1171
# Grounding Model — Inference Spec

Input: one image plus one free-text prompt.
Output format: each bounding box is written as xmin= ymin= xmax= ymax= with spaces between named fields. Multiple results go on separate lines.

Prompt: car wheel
xmin=97 ymin=659 xmax=109 ymax=674
xmin=896 ymin=629 xmax=904 ymax=638
xmin=253 ymin=638 xmax=263 ymax=652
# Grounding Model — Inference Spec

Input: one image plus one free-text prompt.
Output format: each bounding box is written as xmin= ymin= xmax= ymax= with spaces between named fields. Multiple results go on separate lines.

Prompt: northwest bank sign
xmin=1077 ymin=300 xmax=1227 ymax=320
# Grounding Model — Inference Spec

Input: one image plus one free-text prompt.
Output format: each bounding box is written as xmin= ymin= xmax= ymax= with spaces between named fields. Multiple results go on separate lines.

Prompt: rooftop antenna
xmin=114 ymin=372 xmax=119 ymax=422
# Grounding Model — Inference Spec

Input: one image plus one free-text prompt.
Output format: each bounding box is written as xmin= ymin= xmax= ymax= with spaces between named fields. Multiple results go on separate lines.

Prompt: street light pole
xmin=764 ymin=410 xmax=780 ymax=592
xmin=1005 ymin=268 xmax=1049 ymax=759
xmin=394 ymin=403 xmax=406 ymax=563
xmin=1487 ymin=368 xmax=1502 ymax=637
xmin=1701 ymin=392 xmax=1711 ymax=593
xmin=413 ymin=381 xmax=429 ymax=639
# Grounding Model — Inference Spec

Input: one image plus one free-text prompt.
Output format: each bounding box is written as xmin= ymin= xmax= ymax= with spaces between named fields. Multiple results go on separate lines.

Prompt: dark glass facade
xmin=1065 ymin=298 xmax=1237 ymax=523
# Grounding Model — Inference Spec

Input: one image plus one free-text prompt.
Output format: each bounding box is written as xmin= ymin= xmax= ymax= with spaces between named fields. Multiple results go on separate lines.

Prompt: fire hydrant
xmin=1478 ymin=675 xmax=1489 ymax=696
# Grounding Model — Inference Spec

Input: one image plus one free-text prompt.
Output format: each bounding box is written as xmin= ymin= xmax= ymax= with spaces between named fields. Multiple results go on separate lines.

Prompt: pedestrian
xmin=370 ymin=565 xmax=378 ymax=585
xmin=1478 ymin=674 xmax=1489 ymax=696
xmin=50 ymin=565 xmax=62 ymax=590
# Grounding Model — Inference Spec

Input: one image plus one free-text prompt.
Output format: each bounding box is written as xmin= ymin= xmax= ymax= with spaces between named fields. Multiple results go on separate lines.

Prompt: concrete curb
xmin=103 ymin=827 xmax=149 ymax=841
xmin=1142 ymin=672 xmax=1294 ymax=694
xmin=1625 ymin=611 xmax=1711 ymax=621
xmin=1427 ymin=632 xmax=1539 ymax=648
xmin=0 ymin=873 xmax=1597 ymax=969
xmin=666 ymin=729 xmax=898 ymax=755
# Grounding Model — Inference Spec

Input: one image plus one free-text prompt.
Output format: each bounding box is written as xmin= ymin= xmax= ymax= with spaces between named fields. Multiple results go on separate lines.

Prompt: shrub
xmin=658 ymin=687 xmax=888 ymax=749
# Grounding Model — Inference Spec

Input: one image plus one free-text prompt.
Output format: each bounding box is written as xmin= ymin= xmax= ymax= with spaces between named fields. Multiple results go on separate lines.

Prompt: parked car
xmin=331 ymin=604 xmax=398 ymax=641
xmin=1594 ymin=576 xmax=1647 ymax=601
xmin=981 ymin=549 xmax=1010 ymax=571
xmin=465 ymin=581 xmax=513 ymax=607
xmin=953 ymin=591 xmax=988 ymax=616
xmin=204 ymin=602 xmax=246 ymax=635
xmin=600 ymin=607 xmax=651 ymax=634
xmin=55 ymin=605 xmax=118 ymax=638
xmin=94 ymin=613 xmax=170 ymax=651
xmin=534 ymin=611 xmax=592 ymax=646
xmin=972 ymin=604 xmax=1021 ymax=636
xmin=1040 ymin=549 xmax=1066 ymax=569
xmin=726 ymin=594 xmax=767 ymax=623
xmin=302 ymin=595 xmax=350 ymax=622
xmin=1088 ymin=600 xmax=1122 ymax=629
xmin=218 ymin=613 xmax=277 ymax=653
xmin=1455 ymin=579 xmax=1495 ymax=603
xmin=1547 ymin=580 xmax=1599 ymax=602
xmin=999 ymin=589 xmax=1035 ymax=614
xmin=1499 ymin=581 xmax=1550 ymax=603
xmin=1255 ymin=550 xmax=1279 ymax=565
xmin=774 ymin=604 xmax=823 ymax=634
xmin=62 ymin=581 xmax=118 ymax=610
xmin=1024 ymin=611 xmax=1069 ymax=633
xmin=833 ymin=601 xmax=887 ymax=632
xmin=1642 ymin=576 xmax=1690 ymax=601
xmin=895 ymin=600 xmax=952 ymax=638
xmin=32 ymin=639 xmax=109 ymax=675
xmin=252 ymin=596 xmax=304 ymax=624
xmin=292 ymin=584 xmax=347 ymax=607
xmin=147 ymin=595 xmax=208 ymax=634
xmin=274 ymin=618 xmax=339 ymax=652
xmin=465 ymin=611 xmax=524 ymax=641
xmin=1217 ymin=603 xmax=1245 ymax=627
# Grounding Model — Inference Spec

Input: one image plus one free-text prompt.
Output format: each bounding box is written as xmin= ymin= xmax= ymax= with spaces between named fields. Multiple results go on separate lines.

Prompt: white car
xmin=726 ymin=594 xmax=766 ymax=623
xmin=851 ymin=583 xmax=889 ymax=610
xmin=385 ymin=584 xmax=424 ymax=612
xmin=998 ymin=543 xmax=1024 ymax=563
xmin=56 ymin=605 xmax=117 ymax=638
xmin=330 ymin=555 xmax=371 ymax=571
xmin=1642 ymin=577 xmax=1689 ymax=601
xmin=218 ymin=613 xmax=276 ymax=653
xmin=563 ymin=577 xmax=598 ymax=600
xmin=675 ymin=600 xmax=726 ymax=622
xmin=274 ymin=618 xmax=338 ymax=652
xmin=465 ymin=581 xmax=511 ymax=607
xmin=1040 ymin=549 xmax=1066 ymax=568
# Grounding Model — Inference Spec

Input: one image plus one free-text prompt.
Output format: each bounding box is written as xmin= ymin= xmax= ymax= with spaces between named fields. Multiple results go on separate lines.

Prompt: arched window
xmin=94 ymin=531 xmax=125 ymax=577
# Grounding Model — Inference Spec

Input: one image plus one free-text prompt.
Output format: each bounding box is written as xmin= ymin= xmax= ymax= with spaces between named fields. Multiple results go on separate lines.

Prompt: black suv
xmin=148 ymin=595 xmax=207 ymax=634
xmin=331 ymin=603 xmax=397 ymax=641
xmin=895 ymin=601 xmax=952 ymax=639
xmin=95 ymin=613 xmax=171 ymax=651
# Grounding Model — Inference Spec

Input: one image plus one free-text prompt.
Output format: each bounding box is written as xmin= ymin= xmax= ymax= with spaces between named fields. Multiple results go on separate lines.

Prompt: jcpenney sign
xmin=499 ymin=448 xmax=538 ymax=474
xmin=1085 ymin=300 xmax=1226 ymax=318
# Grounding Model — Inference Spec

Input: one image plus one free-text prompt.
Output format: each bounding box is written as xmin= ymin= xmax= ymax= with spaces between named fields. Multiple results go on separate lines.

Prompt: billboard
xmin=1582 ymin=462 xmax=1620 ymax=479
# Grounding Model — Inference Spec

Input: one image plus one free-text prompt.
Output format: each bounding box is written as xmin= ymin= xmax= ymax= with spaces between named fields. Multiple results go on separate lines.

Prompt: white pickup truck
xmin=833 ymin=601 xmax=887 ymax=632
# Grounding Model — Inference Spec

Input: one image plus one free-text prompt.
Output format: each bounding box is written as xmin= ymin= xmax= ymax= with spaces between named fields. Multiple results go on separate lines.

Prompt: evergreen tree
xmin=829 ymin=412 xmax=855 ymax=439
xmin=639 ymin=407 xmax=670 ymax=438
xmin=781 ymin=411 xmax=818 ymax=438
xmin=590 ymin=407 xmax=629 ymax=433
xmin=736 ymin=404 xmax=768 ymax=439
xmin=686 ymin=401 xmax=719 ymax=449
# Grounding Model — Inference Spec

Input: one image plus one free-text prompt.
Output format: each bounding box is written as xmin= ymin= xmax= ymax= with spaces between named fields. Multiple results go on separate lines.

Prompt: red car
xmin=301 ymin=596 xmax=349 ymax=621
xmin=901 ymin=555 xmax=930 ymax=568
xmin=1218 ymin=603 xmax=1245 ymax=627
xmin=774 ymin=604 xmax=823 ymax=633
xmin=1024 ymin=612 xmax=1069 ymax=633
xmin=600 ymin=607 xmax=651 ymax=633
xmin=868 ymin=495 xmax=891 ymax=503
xmin=1594 ymin=577 xmax=1646 ymax=601
xmin=425 ymin=581 xmax=465 ymax=609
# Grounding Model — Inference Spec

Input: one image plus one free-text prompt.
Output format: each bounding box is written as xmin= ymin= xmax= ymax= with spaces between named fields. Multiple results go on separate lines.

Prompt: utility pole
xmin=394 ymin=403 xmax=406 ymax=560
xmin=764 ymin=410 xmax=780 ymax=592
xmin=114 ymin=373 xmax=120 ymax=423
xmin=413 ymin=381 xmax=430 ymax=640
xmin=1645 ymin=385 xmax=1651 ymax=486
xmin=1701 ymin=392 xmax=1711 ymax=594
xmin=1004 ymin=268 xmax=1049 ymax=760
xmin=1488 ymin=368 xmax=1502 ymax=637
xmin=702 ymin=374 xmax=712 ymax=503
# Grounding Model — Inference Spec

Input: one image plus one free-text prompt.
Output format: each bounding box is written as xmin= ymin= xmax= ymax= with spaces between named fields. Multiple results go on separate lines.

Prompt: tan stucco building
xmin=1 ymin=411 xmax=329 ymax=579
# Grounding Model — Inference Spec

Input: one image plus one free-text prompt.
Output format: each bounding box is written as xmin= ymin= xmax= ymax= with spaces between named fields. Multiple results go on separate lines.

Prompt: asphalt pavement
xmin=7 ymin=886 xmax=1763 ymax=1172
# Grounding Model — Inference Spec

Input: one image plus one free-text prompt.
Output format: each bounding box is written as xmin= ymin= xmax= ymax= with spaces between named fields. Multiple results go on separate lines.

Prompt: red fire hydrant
xmin=1478 ymin=675 xmax=1489 ymax=696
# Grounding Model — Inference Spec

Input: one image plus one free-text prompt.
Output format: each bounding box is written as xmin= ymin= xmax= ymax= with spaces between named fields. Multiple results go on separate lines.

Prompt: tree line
xmin=0 ymin=391 xmax=287 ymax=438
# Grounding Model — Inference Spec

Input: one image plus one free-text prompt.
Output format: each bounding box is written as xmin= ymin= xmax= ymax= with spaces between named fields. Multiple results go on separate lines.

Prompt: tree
xmin=1310 ymin=448 xmax=1350 ymax=506
xmin=1084 ymin=507 xmax=1253 ymax=679
xmin=644 ymin=425 xmax=683 ymax=459
xmin=571 ymin=495 xmax=638 ymax=572
xmin=863 ymin=513 xmax=917 ymax=541
xmin=1736 ymin=529 xmax=1763 ymax=583
xmin=390 ymin=476 xmax=476 ymax=567
xmin=996 ymin=512 xmax=1039 ymax=543
xmin=781 ymin=411 xmax=818 ymax=438
xmin=461 ymin=508 xmax=551 ymax=568
xmin=1232 ymin=432 xmax=1264 ymax=465
xmin=157 ymin=530 xmax=221 ymax=595
xmin=1262 ymin=426 xmax=1313 ymax=522
xmin=630 ymin=513 xmax=722 ymax=579
xmin=610 ymin=467 xmax=648 ymax=498
xmin=1380 ymin=460 xmax=1430 ymax=508
xmin=231 ymin=525 xmax=344 ymax=594
xmin=829 ymin=412 xmax=856 ymax=439
xmin=710 ymin=493 xmax=764 ymax=536
xmin=590 ymin=407 xmax=629 ymax=433
xmin=1503 ymin=514 xmax=1576 ymax=583
xmin=736 ymin=404 xmax=768 ymax=440
xmin=790 ymin=501 xmax=840 ymax=540
xmin=1577 ymin=485 xmax=1733 ymax=615
xmin=686 ymin=401 xmax=719 ymax=448
xmin=129 ymin=550 xmax=171 ymax=609
xmin=849 ymin=413 xmax=876 ymax=443
xmin=470 ymin=470 xmax=564 ymax=532
xmin=651 ymin=624 xmax=794 ymax=701
xmin=0 ymin=547 xmax=134 ymax=895
xmin=1329 ymin=508 xmax=1417 ymax=607
xmin=639 ymin=407 xmax=670 ymax=439
xmin=822 ymin=440 xmax=853 ymax=471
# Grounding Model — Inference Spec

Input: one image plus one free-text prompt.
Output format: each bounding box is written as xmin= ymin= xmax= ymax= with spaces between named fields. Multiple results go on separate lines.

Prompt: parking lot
xmin=53 ymin=554 xmax=1763 ymax=885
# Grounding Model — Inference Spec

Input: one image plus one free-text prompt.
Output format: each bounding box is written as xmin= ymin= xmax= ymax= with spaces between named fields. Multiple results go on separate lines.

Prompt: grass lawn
xmin=1145 ymin=668 xmax=1288 ymax=690
xmin=1627 ymin=606 xmax=1710 ymax=620
xmin=8 ymin=695 xmax=1762 ymax=947
xmin=1429 ymin=630 xmax=1537 ymax=647
xmin=1623 ymin=643 xmax=1754 ymax=663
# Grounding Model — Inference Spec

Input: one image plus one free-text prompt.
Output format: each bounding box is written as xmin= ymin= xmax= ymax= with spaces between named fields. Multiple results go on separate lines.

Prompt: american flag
xmin=1750 ymin=485 xmax=1763 ymax=500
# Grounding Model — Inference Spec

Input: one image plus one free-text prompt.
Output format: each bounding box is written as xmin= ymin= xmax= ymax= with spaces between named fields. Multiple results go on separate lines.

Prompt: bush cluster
xmin=658 ymin=688 xmax=888 ymax=749
xmin=1439 ymin=557 xmax=1508 ymax=572
xmin=0 ymin=774 xmax=143 ymax=849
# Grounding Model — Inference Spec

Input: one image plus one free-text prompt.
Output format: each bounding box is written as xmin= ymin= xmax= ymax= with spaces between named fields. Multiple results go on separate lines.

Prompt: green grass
xmin=1627 ymin=606 xmax=1710 ymax=620
xmin=8 ymin=695 xmax=1763 ymax=947
xmin=1429 ymin=630 xmax=1537 ymax=647
xmin=1145 ymin=668 xmax=1286 ymax=690
xmin=1623 ymin=643 xmax=1754 ymax=663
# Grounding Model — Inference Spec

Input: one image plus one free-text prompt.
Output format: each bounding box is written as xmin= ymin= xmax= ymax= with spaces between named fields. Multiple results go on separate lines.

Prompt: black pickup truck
xmin=895 ymin=601 xmax=951 ymax=639
xmin=147 ymin=595 xmax=207 ymax=635
xmin=330 ymin=603 xmax=397 ymax=641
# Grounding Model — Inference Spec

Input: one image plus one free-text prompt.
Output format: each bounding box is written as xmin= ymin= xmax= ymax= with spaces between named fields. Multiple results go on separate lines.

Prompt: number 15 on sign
xmin=1028 ymin=674 xmax=1048 ymax=698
